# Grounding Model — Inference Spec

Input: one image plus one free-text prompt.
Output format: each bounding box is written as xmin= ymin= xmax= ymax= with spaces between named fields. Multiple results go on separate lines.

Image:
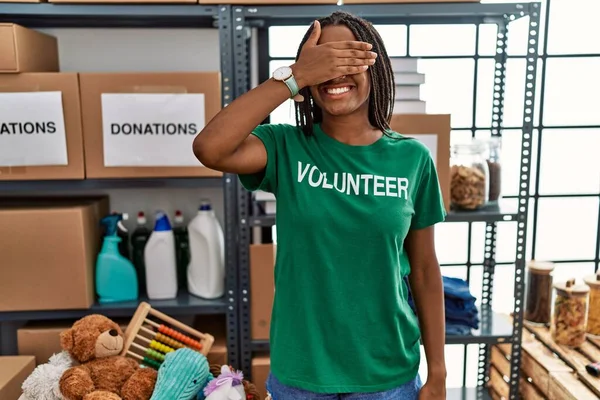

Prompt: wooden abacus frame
xmin=122 ymin=302 xmax=215 ymax=368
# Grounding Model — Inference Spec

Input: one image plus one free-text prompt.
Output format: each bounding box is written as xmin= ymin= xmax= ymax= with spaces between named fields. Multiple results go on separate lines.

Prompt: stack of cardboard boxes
xmin=0 ymin=25 xmax=227 ymax=399
xmin=0 ymin=23 xmax=222 ymax=181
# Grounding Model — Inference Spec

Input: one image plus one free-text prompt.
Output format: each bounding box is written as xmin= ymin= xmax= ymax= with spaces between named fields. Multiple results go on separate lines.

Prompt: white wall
xmin=35 ymin=28 xmax=225 ymax=230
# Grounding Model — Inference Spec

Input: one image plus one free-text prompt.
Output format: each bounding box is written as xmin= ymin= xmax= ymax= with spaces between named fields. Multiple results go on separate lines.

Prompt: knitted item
xmin=20 ymin=351 xmax=75 ymax=400
xmin=150 ymin=348 xmax=210 ymax=400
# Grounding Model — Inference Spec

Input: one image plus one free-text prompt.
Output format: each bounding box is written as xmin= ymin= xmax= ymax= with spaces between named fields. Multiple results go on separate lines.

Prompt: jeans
xmin=265 ymin=373 xmax=422 ymax=400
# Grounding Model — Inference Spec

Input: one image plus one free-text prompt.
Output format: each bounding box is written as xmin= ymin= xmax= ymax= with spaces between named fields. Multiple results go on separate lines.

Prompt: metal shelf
xmin=447 ymin=387 xmax=492 ymax=400
xmin=247 ymin=201 xmax=519 ymax=227
xmin=0 ymin=177 xmax=223 ymax=192
xmin=0 ymin=291 xmax=228 ymax=323
xmin=251 ymin=308 xmax=512 ymax=352
xmin=0 ymin=3 xmax=219 ymax=28
xmin=235 ymin=5 xmax=542 ymax=396
xmin=241 ymin=2 xmax=534 ymax=25
xmin=0 ymin=3 xmax=241 ymax=369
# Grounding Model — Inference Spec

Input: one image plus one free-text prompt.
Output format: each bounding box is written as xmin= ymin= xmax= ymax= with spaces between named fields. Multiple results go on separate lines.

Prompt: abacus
xmin=121 ymin=302 xmax=215 ymax=370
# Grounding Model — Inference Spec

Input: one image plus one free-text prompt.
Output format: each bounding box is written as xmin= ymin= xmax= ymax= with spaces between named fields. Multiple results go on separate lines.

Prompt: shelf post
xmin=218 ymin=4 xmax=241 ymax=370
xmin=231 ymin=4 xmax=255 ymax=379
xmin=477 ymin=16 xmax=508 ymax=391
xmin=507 ymin=3 xmax=542 ymax=399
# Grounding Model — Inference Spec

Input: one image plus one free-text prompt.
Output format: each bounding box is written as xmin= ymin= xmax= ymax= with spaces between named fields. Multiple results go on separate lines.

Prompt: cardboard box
xmin=0 ymin=198 xmax=109 ymax=312
xmin=250 ymin=244 xmax=275 ymax=340
xmin=390 ymin=114 xmax=451 ymax=211
xmin=0 ymin=24 xmax=58 ymax=73
xmin=252 ymin=355 xmax=270 ymax=400
xmin=200 ymin=1 xmax=334 ymax=3
xmin=193 ymin=315 xmax=228 ymax=366
xmin=51 ymin=0 xmax=193 ymax=2
xmin=0 ymin=356 xmax=35 ymax=400
xmin=18 ymin=319 xmax=128 ymax=365
xmin=0 ymin=73 xmax=85 ymax=180
xmin=344 ymin=0 xmax=479 ymax=3
xmin=78 ymin=72 xmax=223 ymax=179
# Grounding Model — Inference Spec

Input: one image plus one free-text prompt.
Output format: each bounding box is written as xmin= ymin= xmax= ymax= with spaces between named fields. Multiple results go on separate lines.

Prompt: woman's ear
xmin=60 ymin=328 xmax=74 ymax=352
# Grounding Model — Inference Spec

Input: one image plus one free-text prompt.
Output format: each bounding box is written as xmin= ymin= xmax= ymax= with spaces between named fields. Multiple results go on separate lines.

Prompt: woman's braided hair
xmin=294 ymin=11 xmax=396 ymax=137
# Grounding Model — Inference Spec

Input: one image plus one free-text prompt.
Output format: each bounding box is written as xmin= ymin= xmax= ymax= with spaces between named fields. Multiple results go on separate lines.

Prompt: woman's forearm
xmin=193 ymin=77 xmax=292 ymax=166
xmin=409 ymin=267 xmax=447 ymax=379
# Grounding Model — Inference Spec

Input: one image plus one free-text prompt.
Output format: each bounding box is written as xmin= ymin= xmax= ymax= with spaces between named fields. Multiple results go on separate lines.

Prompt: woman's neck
xmin=320 ymin=113 xmax=382 ymax=146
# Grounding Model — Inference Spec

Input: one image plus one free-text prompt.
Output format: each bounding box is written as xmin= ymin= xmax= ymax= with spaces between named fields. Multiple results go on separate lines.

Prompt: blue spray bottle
xmin=96 ymin=213 xmax=139 ymax=303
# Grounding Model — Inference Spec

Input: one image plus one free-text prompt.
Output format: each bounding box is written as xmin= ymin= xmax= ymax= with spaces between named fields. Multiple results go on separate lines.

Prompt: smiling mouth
xmin=321 ymin=85 xmax=354 ymax=98
xmin=101 ymin=343 xmax=119 ymax=352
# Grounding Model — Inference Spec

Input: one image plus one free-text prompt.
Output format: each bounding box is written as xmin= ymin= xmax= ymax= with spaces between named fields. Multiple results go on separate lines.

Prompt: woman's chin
xmin=322 ymin=104 xmax=358 ymax=117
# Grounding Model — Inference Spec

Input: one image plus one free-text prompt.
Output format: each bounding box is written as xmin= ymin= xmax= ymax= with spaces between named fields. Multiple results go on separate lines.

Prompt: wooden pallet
xmin=488 ymin=320 xmax=600 ymax=399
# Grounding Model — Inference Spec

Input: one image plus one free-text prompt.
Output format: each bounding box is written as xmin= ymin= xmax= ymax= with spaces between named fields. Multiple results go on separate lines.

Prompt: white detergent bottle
xmin=187 ymin=200 xmax=225 ymax=299
xmin=144 ymin=211 xmax=178 ymax=300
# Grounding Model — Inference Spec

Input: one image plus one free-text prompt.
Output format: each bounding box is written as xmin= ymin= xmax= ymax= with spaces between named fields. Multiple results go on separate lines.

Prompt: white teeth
xmin=326 ymin=87 xmax=351 ymax=95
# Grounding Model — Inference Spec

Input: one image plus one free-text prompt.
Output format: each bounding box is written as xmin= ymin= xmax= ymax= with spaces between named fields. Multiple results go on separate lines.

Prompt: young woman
xmin=194 ymin=11 xmax=447 ymax=400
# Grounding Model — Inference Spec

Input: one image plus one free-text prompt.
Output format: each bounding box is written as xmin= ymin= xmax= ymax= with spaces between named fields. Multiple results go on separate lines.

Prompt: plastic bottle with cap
xmin=131 ymin=211 xmax=151 ymax=296
xmin=144 ymin=211 xmax=178 ymax=300
xmin=173 ymin=210 xmax=191 ymax=290
xmin=187 ymin=200 xmax=225 ymax=299
xmin=108 ymin=210 xmax=130 ymax=259
xmin=96 ymin=213 xmax=138 ymax=303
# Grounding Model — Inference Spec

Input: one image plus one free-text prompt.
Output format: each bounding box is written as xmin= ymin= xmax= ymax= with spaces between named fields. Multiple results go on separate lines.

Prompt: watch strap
xmin=283 ymin=75 xmax=300 ymax=98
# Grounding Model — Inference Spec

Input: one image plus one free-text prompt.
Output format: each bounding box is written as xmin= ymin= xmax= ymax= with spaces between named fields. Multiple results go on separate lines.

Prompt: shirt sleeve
xmin=238 ymin=123 xmax=283 ymax=194
xmin=411 ymin=151 xmax=447 ymax=230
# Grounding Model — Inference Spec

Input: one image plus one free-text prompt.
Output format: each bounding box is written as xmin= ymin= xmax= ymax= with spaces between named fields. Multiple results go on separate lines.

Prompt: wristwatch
xmin=272 ymin=66 xmax=300 ymax=98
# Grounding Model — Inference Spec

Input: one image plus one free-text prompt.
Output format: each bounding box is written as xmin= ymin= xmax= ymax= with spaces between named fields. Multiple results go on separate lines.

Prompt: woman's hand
xmin=419 ymin=379 xmax=446 ymax=400
xmin=292 ymin=20 xmax=377 ymax=89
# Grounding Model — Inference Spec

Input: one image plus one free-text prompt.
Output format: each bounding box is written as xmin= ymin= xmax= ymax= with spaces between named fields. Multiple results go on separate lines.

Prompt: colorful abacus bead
xmin=145 ymin=348 xmax=166 ymax=362
xmin=155 ymin=332 xmax=185 ymax=350
xmin=142 ymin=357 xmax=162 ymax=370
xmin=158 ymin=325 xmax=203 ymax=350
xmin=149 ymin=340 xmax=175 ymax=354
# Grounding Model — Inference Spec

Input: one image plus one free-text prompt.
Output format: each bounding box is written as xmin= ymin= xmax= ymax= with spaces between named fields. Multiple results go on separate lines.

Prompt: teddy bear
xmin=58 ymin=314 xmax=158 ymax=400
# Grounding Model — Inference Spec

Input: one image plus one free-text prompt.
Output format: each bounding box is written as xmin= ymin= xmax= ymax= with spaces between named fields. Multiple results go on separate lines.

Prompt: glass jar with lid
xmin=450 ymin=141 xmax=490 ymax=210
xmin=524 ymin=260 xmax=555 ymax=325
xmin=483 ymin=137 xmax=502 ymax=205
xmin=584 ymin=274 xmax=600 ymax=337
xmin=551 ymin=279 xmax=590 ymax=347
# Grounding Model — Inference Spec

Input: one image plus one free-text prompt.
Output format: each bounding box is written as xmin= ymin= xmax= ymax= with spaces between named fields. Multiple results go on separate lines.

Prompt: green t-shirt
xmin=239 ymin=123 xmax=446 ymax=393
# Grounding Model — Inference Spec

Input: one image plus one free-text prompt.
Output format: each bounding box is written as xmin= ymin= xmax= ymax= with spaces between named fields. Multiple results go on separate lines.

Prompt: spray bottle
xmin=96 ymin=213 xmax=139 ymax=303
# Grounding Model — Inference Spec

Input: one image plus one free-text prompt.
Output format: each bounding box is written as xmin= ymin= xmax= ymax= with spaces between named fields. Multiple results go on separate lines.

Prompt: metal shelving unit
xmin=0 ymin=3 xmax=240 ymax=369
xmin=233 ymin=2 xmax=542 ymax=399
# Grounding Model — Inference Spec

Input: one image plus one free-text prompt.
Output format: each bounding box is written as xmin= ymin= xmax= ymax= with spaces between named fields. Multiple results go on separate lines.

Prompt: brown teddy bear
xmin=59 ymin=314 xmax=158 ymax=400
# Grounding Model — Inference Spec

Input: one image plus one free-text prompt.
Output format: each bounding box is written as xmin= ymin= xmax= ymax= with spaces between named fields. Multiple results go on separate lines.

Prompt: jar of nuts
xmin=450 ymin=141 xmax=490 ymax=210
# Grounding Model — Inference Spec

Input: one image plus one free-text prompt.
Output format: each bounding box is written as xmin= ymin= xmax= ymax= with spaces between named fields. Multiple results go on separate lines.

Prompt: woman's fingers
xmin=336 ymin=57 xmax=376 ymax=67
xmin=336 ymin=65 xmax=370 ymax=75
xmin=326 ymin=40 xmax=373 ymax=51
xmin=336 ymin=49 xmax=377 ymax=60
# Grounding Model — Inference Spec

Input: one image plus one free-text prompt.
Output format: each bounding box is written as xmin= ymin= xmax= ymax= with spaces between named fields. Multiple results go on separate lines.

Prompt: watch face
xmin=273 ymin=66 xmax=292 ymax=81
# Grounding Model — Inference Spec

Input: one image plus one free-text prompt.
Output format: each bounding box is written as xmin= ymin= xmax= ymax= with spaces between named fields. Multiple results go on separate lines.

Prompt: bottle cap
xmin=583 ymin=274 xmax=600 ymax=289
xmin=553 ymin=279 xmax=590 ymax=297
xmin=137 ymin=211 xmax=147 ymax=225
xmin=527 ymin=260 xmax=555 ymax=275
xmin=199 ymin=200 xmax=212 ymax=211
xmin=154 ymin=211 xmax=172 ymax=232
xmin=174 ymin=210 xmax=184 ymax=223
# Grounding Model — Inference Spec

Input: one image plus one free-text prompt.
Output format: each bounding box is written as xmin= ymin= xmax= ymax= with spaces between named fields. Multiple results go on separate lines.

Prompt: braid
xmin=294 ymin=11 xmax=396 ymax=137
